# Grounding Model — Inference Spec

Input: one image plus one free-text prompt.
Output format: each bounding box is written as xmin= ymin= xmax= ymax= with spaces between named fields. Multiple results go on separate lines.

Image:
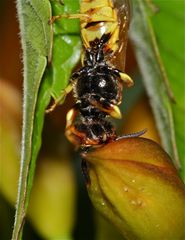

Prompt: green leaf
xmin=12 ymin=1 xmax=52 ymax=239
xmin=151 ymin=0 xmax=185 ymax=180
xmin=129 ymin=0 xmax=185 ymax=181
xmin=12 ymin=0 xmax=81 ymax=239
xmin=49 ymin=0 xmax=81 ymax=98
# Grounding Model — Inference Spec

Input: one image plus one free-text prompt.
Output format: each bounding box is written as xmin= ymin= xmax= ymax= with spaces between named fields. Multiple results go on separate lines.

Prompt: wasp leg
xmin=50 ymin=0 xmax=64 ymax=5
xmin=90 ymin=99 xmax=122 ymax=119
xmin=71 ymin=66 xmax=90 ymax=79
xmin=110 ymin=68 xmax=134 ymax=87
xmin=46 ymin=83 xmax=73 ymax=113
xmin=46 ymin=65 xmax=91 ymax=113
xmin=65 ymin=107 xmax=83 ymax=146
xmin=49 ymin=13 xmax=89 ymax=24
xmin=119 ymin=72 xmax=134 ymax=87
xmin=65 ymin=107 xmax=78 ymax=129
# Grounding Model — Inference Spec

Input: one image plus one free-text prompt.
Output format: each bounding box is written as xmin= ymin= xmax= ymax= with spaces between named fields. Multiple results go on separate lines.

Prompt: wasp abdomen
xmin=80 ymin=0 xmax=119 ymax=52
xmin=75 ymin=120 xmax=116 ymax=145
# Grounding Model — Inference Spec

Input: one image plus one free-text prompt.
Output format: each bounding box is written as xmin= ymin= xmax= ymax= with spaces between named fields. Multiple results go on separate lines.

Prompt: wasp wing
xmin=111 ymin=0 xmax=131 ymax=71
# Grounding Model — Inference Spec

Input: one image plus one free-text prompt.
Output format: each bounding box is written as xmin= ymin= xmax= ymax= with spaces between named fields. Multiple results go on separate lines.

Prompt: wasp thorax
xmin=63 ymin=0 xmax=134 ymax=147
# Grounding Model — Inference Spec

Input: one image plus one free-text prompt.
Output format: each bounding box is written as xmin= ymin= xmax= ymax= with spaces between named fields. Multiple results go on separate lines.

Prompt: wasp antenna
xmin=116 ymin=129 xmax=147 ymax=140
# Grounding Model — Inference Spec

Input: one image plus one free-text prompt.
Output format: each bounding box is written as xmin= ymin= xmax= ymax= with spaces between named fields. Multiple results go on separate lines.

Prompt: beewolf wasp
xmin=48 ymin=0 xmax=145 ymax=148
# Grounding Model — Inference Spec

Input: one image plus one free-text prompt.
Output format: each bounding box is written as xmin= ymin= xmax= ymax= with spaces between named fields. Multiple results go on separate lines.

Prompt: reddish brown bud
xmin=83 ymin=138 xmax=185 ymax=240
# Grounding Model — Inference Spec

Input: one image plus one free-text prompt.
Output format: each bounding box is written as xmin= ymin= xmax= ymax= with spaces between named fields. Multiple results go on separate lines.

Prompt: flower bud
xmin=83 ymin=138 xmax=185 ymax=240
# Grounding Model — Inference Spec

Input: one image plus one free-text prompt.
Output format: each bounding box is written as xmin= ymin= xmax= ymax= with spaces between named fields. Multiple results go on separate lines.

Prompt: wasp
xmin=48 ymin=0 xmax=145 ymax=147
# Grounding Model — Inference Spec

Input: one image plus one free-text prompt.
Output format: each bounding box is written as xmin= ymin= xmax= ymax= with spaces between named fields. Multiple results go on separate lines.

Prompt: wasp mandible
xmin=48 ymin=0 xmax=145 ymax=147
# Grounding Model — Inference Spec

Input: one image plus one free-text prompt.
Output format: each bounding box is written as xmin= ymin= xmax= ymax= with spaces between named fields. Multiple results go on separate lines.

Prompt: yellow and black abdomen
xmin=80 ymin=0 xmax=119 ymax=53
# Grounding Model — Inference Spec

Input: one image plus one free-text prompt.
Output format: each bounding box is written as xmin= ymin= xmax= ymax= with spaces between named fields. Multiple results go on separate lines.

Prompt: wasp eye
xmin=96 ymin=48 xmax=104 ymax=62
xmin=85 ymin=50 xmax=94 ymax=65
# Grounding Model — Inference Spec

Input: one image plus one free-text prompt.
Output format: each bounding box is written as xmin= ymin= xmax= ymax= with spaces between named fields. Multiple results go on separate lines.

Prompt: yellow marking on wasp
xmin=49 ymin=0 xmax=121 ymax=54
xmin=66 ymin=107 xmax=77 ymax=128
xmin=109 ymin=105 xmax=122 ymax=119
xmin=119 ymin=72 xmax=134 ymax=87
xmin=80 ymin=0 xmax=119 ymax=52
xmin=90 ymin=99 xmax=122 ymax=119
